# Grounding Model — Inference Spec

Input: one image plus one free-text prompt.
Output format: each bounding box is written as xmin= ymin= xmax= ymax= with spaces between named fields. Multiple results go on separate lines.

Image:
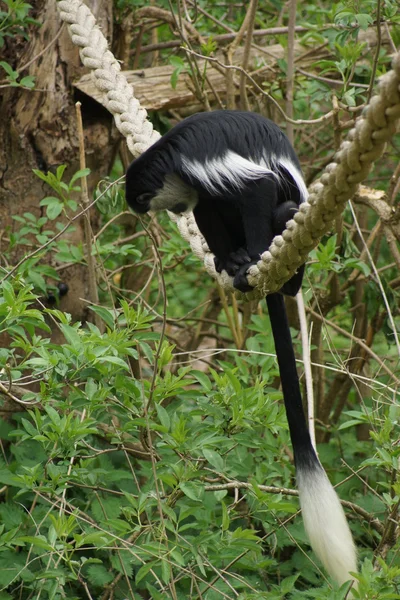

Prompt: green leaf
xmin=155 ymin=403 xmax=170 ymax=431
xmin=203 ymin=448 xmax=224 ymax=471
xmin=19 ymin=75 xmax=35 ymax=88
xmin=146 ymin=583 xmax=164 ymax=600
xmin=17 ymin=535 xmax=53 ymax=550
xmin=136 ymin=561 xmax=157 ymax=585
xmin=88 ymin=305 xmax=115 ymax=329
xmin=45 ymin=405 xmax=61 ymax=428
xmin=70 ymin=168 xmax=90 ymax=185
xmin=56 ymin=164 xmax=67 ymax=181
xmin=179 ymin=482 xmax=204 ymax=502
xmin=355 ymin=13 xmax=373 ymax=30
xmin=46 ymin=200 xmax=63 ymax=220
xmin=221 ymin=500 xmax=229 ymax=531
xmin=1 ymin=280 xmax=15 ymax=305
xmin=97 ymin=356 xmax=130 ymax=370
xmin=59 ymin=323 xmax=82 ymax=346
xmin=192 ymin=370 xmax=212 ymax=391
xmin=169 ymin=56 xmax=185 ymax=68
xmin=0 ymin=61 xmax=14 ymax=77
xmin=86 ymin=564 xmax=114 ymax=587
xmin=161 ymin=558 xmax=171 ymax=584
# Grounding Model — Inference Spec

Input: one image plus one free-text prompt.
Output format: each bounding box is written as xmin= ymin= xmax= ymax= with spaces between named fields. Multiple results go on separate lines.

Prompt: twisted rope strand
xmin=56 ymin=0 xmax=400 ymax=300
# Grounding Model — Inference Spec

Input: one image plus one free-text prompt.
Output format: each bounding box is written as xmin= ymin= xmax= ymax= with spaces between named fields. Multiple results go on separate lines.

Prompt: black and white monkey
xmin=126 ymin=110 xmax=357 ymax=589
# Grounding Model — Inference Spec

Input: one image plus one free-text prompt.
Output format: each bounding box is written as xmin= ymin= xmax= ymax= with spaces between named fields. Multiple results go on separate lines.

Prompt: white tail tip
xmin=297 ymin=462 xmax=358 ymax=592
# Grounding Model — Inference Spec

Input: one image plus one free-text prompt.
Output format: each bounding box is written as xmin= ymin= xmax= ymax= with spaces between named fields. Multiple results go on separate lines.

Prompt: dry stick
xmin=296 ymin=291 xmax=317 ymax=450
xmin=19 ymin=24 xmax=64 ymax=73
xmin=75 ymin=102 xmax=102 ymax=332
xmin=168 ymin=0 xmax=210 ymax=111
xmin=218 ymin=286 xmax=241 ymax=348
xmin=225 ymin=1 xmax=256 ymax=109
xmin=150 ymin=0 xmax=160 ymax=66
xmin=285 ymin=0 xmax=297 ymax=143
xmin=231 ymin=294 xmax=243 ymax=348
xmin=239 ymin=0 xmax=258 ymax=111
xmin=132 ymin=23 xmax=145 ymax=70
xmin=332 ymin=95 xmax=342 ymax=150
xmin=383 ymin=21 xmax=397 ymax=54
xmin=135 ymin=5 xmax=202 ymax=43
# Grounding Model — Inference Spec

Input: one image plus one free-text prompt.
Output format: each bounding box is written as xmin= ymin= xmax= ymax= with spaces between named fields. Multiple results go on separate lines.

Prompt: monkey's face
xmin=149 ymin=174 xmax=198 ymax=214
xmin=131 ymin=191 xmax=154 ymax=214
xmin=127 ymin=172 xmax=198 ymax=216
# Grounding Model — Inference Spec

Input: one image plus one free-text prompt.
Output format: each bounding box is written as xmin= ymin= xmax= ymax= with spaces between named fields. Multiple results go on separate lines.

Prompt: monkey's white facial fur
xmin=149 ymin=174 xmax=198 ymax=214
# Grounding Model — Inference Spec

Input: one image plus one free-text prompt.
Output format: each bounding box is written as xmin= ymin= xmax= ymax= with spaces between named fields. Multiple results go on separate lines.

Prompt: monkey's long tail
xmin=266 ymin=293 xmax=358 ymax=590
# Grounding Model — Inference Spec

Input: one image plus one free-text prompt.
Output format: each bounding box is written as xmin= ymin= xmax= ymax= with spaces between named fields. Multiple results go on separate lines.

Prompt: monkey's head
xmin=126 ymin=152 xmax=198 ymax=216
xmin=125 ymin=152 xmax=159 ymax=214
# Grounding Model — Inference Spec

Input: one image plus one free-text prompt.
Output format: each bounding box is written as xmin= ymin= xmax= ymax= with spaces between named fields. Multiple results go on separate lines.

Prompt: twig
xmin=135 ymin=5 xmax=203 ymax=44
xmin=138 ymin=25 xmax=310 ymax=54
xmin=0 ymin=381 xmax=39 ymax=406
xmin=285 ymin=0 xmax=297 ymax=143
xmin=297 ymin=67 xmax=369 ymax=89
xmin=218 ymin=286 xmax=241 ymax=348
xmin=168 ymin=0 xmax=210 ymax=110
xmin=18 ymin=24 xmax=64 ymax=73
xmin=204 ymin=481 xmax=384 ymax=534
xmin=184 ymin=48 xmax=336 ymax=125
xmin=296 ymin=291 xmax=316 ymax=450
xmin=306 ymin=305 xmax=400 ymax=384
xmin=349 ymin=202 xmax=400 ymax=357
xmin=75 ymin=102 xmax=102 ymax=331
xmin=239 ymin=0 xmax=258 ymax=111
xmin=367 ymin=0 xmax=382 ymax=103
xmin=383 ymin=21 xmax=397 ymax=54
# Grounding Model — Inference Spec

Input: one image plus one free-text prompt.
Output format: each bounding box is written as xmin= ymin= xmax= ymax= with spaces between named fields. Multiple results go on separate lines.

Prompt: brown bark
xmin=0 ymin=0 xmax=118 ymax=323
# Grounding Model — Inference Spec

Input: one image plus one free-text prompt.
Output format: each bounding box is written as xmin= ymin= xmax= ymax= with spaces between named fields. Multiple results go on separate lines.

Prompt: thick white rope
xmin=56 ymin=0 xmax=400 ymax=300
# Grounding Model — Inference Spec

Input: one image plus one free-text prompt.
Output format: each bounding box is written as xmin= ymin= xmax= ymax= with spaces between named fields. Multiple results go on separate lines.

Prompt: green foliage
xmin=169 ymin=56 xmax=187 ymax=89
xmin=0 ymin=60 xmax=34 ymax=88
xmin=0 ymin=0 xmax=37 ymax=46
xmin=34 ymin=165 xmax=90 ymax=219
xmin=1 ymin=0 xmax=399 ymax=597
xmin=0 ymin=0 xmax=37 ymax=87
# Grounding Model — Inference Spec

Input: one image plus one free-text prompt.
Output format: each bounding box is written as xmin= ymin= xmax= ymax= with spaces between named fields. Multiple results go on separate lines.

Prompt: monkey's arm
xmin=193 ymin=198 xmax=252 ymax=276
xmin=233 ymin=178 xmax=276 ymax=292
xmin=235 ymin=178 xmax=304 ymax=295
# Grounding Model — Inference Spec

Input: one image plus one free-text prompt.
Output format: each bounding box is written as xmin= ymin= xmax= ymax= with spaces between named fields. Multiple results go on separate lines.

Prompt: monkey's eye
xmin=136 ymin=192 xmax=153 ymax=205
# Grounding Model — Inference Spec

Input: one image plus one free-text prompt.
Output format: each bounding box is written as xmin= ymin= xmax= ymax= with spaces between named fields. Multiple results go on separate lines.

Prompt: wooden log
xmin=73 ymin=42 xmax=325 ymax=112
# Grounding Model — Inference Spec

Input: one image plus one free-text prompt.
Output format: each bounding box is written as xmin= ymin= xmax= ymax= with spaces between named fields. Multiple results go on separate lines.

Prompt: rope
xmin=56 ymin=0 xmax=400 ymax=300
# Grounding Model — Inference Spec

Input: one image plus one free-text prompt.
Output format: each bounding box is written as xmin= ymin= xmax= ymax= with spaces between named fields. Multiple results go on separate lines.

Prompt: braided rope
xmin=56 ymin=0 xmax=400 ymax=300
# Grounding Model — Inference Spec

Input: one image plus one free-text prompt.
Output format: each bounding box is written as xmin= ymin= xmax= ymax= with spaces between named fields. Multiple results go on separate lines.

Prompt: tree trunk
xmin=0 ymin=0 xmax=118 ymax=322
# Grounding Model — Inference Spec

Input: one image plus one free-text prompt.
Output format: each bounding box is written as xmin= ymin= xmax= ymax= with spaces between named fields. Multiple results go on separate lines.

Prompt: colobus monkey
xmin=126 ymin=110 xmax=357 ymax=589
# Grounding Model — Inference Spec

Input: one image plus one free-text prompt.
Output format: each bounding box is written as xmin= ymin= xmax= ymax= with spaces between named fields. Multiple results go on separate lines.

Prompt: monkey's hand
xmin=233 ymin=260 xmax=258 ymax=292
xmin=214 ymin=248 xmax=251 ymax=276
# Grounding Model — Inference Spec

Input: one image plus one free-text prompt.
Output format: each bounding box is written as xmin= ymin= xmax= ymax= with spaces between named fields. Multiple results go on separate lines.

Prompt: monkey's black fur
xmin=126 ymin=111 xmax=357 ymax=587
xmin=126 ymin=111 xmax=306 ymax=294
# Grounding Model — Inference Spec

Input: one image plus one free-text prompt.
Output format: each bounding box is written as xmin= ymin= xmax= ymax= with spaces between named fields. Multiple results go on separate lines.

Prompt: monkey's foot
xmin=214 ymin=248 xmax=251 ymax=276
